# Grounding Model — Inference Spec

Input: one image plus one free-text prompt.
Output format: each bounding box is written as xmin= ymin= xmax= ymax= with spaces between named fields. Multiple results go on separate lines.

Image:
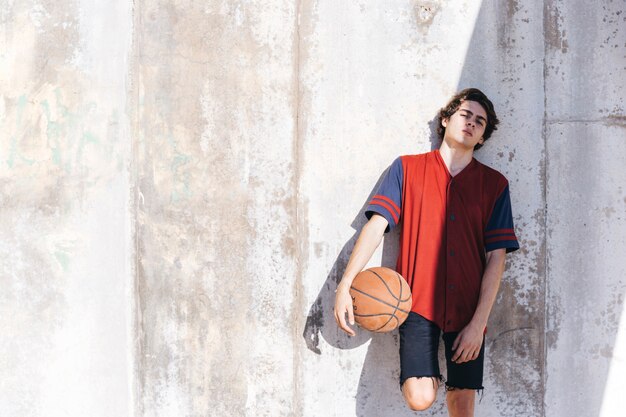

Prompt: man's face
xmin=441 ymin=100 xmax=487 ymax=150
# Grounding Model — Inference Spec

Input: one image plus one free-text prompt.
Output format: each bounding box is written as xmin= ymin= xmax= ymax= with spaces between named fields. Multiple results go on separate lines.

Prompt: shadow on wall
xmin=301 ymin=169 xmax=393 ymax=355
xmin=301 ymin=163 xmax=408 ymax=416
xmin=453 ymin=1 xmax=546 ymax=415
xmin=301 ymin=118 xmax=443 ymax=353
xmin=301 ymin=118 xmax=442 ymax=352
xmin=301 ymin=116 xmax=444 ymax=416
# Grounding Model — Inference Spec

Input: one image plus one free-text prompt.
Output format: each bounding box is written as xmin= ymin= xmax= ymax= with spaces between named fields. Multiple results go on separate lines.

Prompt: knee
xmin=403 ymin=389 xmax=436 ymax=411
xmin=402 ymin=383 xmax=437 ymax=411
xmin=446 ymin=388 xmax=475 ymax=413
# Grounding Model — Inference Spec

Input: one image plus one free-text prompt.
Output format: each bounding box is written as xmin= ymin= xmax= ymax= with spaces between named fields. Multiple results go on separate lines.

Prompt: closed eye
xmin=461 ymin=110 xmax=485 ymax=126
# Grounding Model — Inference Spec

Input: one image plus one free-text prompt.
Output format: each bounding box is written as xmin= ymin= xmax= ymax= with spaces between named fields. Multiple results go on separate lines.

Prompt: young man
xmin=334 ymin=88 xmax=519 ymax=416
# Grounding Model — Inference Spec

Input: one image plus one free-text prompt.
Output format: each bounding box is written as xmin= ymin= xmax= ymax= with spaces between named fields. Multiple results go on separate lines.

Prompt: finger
xmin=334 ymin=306 xmax=341 ymax=327
xmin=339 ymin=309 xmax=355 ymax=336
xmin=347 ymin=303 xmax=355 ymax=326
xmin=335 ymin=306 xmax=346 ymax=328
xmin=452 ymin=334 xmax=461 ymax=351
xmin=456 ymin=353 xmax=469 ymax=364
xmin=343 ymin=321 xmax=355 ymax=336
xmin=452 ymin=347 xmax=462 ymax=362
xmin=455 ymin=348 xmax=465 ymax=363
xmin=455 ymin=344 xmax=473 ymax=363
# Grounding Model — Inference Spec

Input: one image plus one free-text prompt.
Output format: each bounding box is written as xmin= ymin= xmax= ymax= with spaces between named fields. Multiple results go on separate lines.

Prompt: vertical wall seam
xmin=292 ymin=1 xmax=303 ymax=416
xmin=129 ymin=1 xmax=142 ymax=416
xmin=541 ymin=1 xmax=550 ymax=416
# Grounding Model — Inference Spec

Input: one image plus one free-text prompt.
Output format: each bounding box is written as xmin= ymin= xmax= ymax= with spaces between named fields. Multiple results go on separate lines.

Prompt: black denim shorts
xmin=399 ymin=312 xmax=485 ymax=392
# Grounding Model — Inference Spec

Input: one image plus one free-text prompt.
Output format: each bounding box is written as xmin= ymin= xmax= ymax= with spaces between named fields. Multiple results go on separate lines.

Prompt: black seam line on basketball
xmin=396 ymin=272 xmax=403 ymax=308
xmin=374 ymin=314 xmax=398 ymax=332
xmin=369 ymin=270 xmax=402 ymax=303
xmin=396 ymin=272 xmax=411 ymax=303
xmin=371 ymin=270 xmax=403 ymax=331
xmin=370 ymin=270 xmax=404 ymax=322
xmin=354 ymin=312 xmax=395 ymax=317
xmin=350 ymin=287 xmax=410 ymax=315
xmin=373 ymin=311 xmax=395 ymax=332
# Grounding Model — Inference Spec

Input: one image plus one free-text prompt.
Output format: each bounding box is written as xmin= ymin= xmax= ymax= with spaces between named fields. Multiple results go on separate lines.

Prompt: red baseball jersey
xmin=365 ymin=149 xmax=519 ymax=333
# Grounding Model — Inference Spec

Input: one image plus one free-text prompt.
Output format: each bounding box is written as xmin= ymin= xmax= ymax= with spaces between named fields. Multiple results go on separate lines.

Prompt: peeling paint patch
xmin=412 ymin=0 xmax=443 ymax=34
xmin=544 ymin=1 xmax=569 ymax=53
xmin=415 ymin=0 xmax=441 ymax=25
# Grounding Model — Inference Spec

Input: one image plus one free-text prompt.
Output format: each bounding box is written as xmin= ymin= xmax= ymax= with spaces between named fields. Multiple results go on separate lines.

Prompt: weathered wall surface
xmin=454 ymin=1 xmax=547 ymax=415
xmin=0 ymin=1 xmax=133 ymax=417
xmin=1 ymin=1 xmax=624 ymax=417
xmin=132 ymin=1 xmax=299 ymax=415
xmin=544 ymin=1 xmax=626 ymax=416
xmin=298 ymin=1 xmax=547 ymax=416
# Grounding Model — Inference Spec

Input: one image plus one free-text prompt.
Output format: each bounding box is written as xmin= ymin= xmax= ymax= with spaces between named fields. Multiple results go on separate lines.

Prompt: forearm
xmin=337 ymin=215 xmax=387 ymax=291
xmin=469 ymin=249 xmax=506 ymax=331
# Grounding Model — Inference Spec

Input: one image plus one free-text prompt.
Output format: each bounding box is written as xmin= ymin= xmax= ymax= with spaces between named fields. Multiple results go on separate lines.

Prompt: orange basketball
xmin=349 ymin=267 xmax=412 ymax=332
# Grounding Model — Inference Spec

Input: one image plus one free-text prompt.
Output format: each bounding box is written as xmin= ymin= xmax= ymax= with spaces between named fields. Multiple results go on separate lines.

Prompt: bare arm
xmin=334 ymin=214 xmax=388 ymax=336
xmin=451 ymin=248 xmax=507 ymax=363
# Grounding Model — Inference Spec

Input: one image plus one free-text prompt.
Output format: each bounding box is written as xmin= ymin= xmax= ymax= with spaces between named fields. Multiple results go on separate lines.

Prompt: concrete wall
xmin=0 ymin=1 xmax=133 ymax=416
xmin=0 ymin=1 xmax=624 ymax=416
xmin=544 ymin=1 xmax=626 ymax=416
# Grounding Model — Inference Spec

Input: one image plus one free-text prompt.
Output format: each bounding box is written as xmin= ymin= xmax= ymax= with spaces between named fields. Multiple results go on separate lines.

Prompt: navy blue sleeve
xmin=364 ymin=157 xmax=403 ymax=233
xmin=484 ymin=184 xmax=520 ymax=253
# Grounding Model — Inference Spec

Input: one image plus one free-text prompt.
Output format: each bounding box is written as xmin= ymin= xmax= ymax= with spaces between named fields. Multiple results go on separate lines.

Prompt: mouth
xmin=462 ymin=129 xmax=472 ymax=136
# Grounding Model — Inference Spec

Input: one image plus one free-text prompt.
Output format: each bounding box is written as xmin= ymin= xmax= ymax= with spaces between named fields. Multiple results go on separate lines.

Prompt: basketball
xmin=349 ymin=267 xmax=412 ymax=332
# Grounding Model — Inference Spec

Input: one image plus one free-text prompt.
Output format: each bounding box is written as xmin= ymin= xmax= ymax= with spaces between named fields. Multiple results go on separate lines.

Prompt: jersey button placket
xmin=445 ymin=179 xmax=455 ymax=331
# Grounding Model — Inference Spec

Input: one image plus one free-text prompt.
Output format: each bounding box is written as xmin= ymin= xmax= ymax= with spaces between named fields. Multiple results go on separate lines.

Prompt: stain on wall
xmin=132 ymin=1 xmax=299 ymax=416
xmin=1 ymin=1 xmax=133 ymax=416
xmin=2 ymin=0 xmax=624 ymax=416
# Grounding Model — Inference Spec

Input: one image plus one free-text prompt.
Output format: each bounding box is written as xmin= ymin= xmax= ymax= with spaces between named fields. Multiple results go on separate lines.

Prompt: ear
xmin=442 ymin=118 xmax=448 ymax=128
xmin=478 ymin=137 xmax=484 ymax=145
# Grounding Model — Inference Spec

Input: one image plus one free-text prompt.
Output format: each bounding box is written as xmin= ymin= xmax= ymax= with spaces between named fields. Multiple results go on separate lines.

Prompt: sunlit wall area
xmin=0 ymin=1 xmax=134 ymax=417
xmin=454 ymin=1 xmax=547 ymax=414
xmin=296 ymin=2 xmax=489 ymax=416
xmin=0 ymin=1 xmax=624 ymax=417
xmin=544 ymin=1 xmax=626 ymax=416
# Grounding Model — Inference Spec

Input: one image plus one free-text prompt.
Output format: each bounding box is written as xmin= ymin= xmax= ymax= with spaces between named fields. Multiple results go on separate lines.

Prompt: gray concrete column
xmin=544 ymin=0 xmax=626 ymax=416
xmin=457 ymin=1 xmax=547 ymax=414
xmin=1 ymin=1 xmax=624 ymax=416
xmin=131 ymin=1 xmax=299 ymax=415
xmin=0 ymin=1 xmax=133 ymax=416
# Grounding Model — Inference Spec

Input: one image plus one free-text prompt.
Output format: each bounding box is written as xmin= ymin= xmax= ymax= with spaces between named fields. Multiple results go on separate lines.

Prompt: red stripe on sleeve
xmin=369 ymin=200 xmax=399 ymax=224
xmin=485 ymin=235 xmax=517 ymax=244
xmin=485 ymin=228 xmax=515 ymax=236
xmin=372 ymin=195 xmax=401 ymax=217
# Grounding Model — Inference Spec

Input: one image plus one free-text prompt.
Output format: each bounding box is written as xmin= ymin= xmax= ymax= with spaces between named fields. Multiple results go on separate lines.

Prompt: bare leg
xmin=401 ymin=376 xmax=439 ymax=411
xmin=446 ymin=388 xmax=475 ymax=417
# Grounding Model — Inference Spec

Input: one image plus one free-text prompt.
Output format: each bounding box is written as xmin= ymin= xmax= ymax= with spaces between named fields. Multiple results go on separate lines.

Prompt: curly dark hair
xmin=436 ymin=88 xmax=499 ymax=150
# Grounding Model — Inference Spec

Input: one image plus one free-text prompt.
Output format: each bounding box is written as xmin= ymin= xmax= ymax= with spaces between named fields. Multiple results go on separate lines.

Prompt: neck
xmin=438 ymin=141 xmax=474 ymax=177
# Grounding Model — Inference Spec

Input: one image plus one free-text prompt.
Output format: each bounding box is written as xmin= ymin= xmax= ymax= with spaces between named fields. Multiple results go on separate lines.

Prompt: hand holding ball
xmin=349 ymin=267 xmax=412 ymax=333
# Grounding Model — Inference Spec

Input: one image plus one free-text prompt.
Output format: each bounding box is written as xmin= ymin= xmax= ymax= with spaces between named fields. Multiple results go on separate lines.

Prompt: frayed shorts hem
xmin=445 ymin=385 xmax=485 ymax=404
xmin=399 ymin=374 xmax=446 ymax=390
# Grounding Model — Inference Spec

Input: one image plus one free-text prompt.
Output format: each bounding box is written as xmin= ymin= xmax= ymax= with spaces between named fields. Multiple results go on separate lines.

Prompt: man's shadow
xmin=302 ymin=119 xmax=444 ymax=416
